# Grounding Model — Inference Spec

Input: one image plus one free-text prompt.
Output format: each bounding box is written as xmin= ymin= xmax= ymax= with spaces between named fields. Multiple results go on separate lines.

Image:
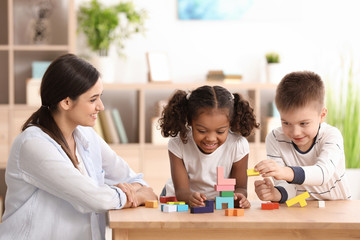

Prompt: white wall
xmin=76 ymin=0 xmax=360 ymax=84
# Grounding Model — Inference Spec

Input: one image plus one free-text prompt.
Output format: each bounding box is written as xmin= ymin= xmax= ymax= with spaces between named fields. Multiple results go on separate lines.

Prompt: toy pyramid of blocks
xmin=215 ymin=166 xmax=235 ymax=209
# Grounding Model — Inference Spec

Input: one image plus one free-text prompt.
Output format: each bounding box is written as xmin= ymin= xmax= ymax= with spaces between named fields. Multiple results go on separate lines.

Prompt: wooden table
xmin=108 ymin=200 xmax=360 ymax=240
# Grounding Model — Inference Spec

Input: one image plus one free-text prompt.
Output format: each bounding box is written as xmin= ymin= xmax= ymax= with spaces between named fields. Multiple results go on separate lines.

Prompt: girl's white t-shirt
xmin=164 ymin=130 xmax=249 ymax=200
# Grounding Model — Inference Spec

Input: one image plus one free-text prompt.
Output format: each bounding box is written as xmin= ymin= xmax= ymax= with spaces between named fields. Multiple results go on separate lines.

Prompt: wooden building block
xmin=286 ymin=192 xmax=310 ymax=207
xmin=217 ymin=166 xmax=236 ymax=185
xmin=221 ymin=191 xmax=234 ymax=197
xmin=145 ymin=200 xmax=158 ymax=208
xmin=215 ymin=185 xmax=235 ymax=191
xmin=190 ymin=200 xmax=214 ymax=214
xmin=160 ymin=196 xmax=177 ymax=203
xmin=234 ymin=209 xmax=244 ymax=216
xmin=162 ymin=204 xmax=177 ymax=212
xmin=177 ymin=204 xmax=189 ymax=212
xmin=318 ymin=201 xmax=325 ymax=208
xmin=225 ymin=209 xmax=244 ymax=216
xmin=215 ymin=197 xmax=234 ymax=209
xmin=261 ymin=202 xmax=280 ymax=210
xmin=247 ymin=169 xmax=260 ymax=176
xmin=167 ymin=201 xmax=186 ymax=205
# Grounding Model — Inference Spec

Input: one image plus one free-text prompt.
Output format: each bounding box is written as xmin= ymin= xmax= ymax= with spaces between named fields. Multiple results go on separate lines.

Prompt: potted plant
xmin=77 ymin=0 xmax=147 ymax=82
xmin=325 ymin=57 xmax=360 ymax=199
xmin=265 ymin=52 xmax=283 ymax=84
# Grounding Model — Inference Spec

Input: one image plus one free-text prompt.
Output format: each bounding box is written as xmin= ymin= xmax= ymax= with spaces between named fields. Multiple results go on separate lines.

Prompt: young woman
xmin=0 ymin=54 xmax=157 ymax=240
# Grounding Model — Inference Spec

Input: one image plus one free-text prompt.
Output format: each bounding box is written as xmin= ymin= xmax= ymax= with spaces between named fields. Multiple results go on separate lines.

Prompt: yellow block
xmin=145 ymin=200 xmax=158 ymax=208
xmin=167 ymin=201 xmax=186 ymax=205
xmin=247 ymin=169 xmax=260 ymax=176
xmin=286 ymin=192 xmax=310 ymax=207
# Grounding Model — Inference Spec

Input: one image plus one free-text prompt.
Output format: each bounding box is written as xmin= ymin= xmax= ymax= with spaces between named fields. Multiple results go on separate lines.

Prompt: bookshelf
xmin=0 ymin=0 xmax=75 ymax=169
xmin=0 ymin=0 xmax=277 ymax=199
xmin=0 ymin=0 xmax=75 ymax=213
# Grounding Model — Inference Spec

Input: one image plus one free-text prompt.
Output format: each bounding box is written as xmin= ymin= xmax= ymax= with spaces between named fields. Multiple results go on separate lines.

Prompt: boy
xmin=254 ymin=71 xmax=351 ymax=202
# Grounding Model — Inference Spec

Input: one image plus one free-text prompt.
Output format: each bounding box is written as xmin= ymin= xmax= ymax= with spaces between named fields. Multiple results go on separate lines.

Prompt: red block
xmin=160 ymin=196 xmax=177 ymax=203
xmin=261 ymin=203 xmax=275 ymax=210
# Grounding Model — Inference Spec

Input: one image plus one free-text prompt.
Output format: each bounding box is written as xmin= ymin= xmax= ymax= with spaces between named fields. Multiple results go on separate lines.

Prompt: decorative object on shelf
xmin=325 ymin=55 xmax=360 ymax=199
xmin=146 ymin=52 xmax=172 ymax=82
xmin=26 ymin=78 xmax=42 ymax=107
xmin=29 ymin=0 xmax=53 ymax=44
xmin=77 ymin=0 xmax=147 ymax=83
xmin=206 ymin=70 xmax=225 ymax=82
xmin=32 ymin=61 xmax=51 ymax=79
xmin=265 ymin=52 xmax=283 ymax=84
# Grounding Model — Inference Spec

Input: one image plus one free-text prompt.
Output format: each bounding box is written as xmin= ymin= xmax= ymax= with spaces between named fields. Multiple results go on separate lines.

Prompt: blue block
xmin=190 ymin=200 xmax=214 ymax=214
xmin=177 ymin=204 xmax=189 ymax=212
xmin=32 ymin=61 xmax=51 ymax=79
xmin=215 ymin=197 xmax=234 ymax=209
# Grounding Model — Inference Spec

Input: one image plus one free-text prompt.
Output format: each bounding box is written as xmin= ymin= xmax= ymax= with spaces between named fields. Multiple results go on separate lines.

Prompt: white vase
xmin=266 ymin=63 xmax=283 ymax=84
xmin=346 ymin=168 xmax=360 ymax=200
xmin=91 ymin=56 xmax=115 ymax=83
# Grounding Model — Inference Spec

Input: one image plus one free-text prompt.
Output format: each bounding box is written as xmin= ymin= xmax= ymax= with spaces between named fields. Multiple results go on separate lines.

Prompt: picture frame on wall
xmin=146 ymin=52 xmax=171 ymax=82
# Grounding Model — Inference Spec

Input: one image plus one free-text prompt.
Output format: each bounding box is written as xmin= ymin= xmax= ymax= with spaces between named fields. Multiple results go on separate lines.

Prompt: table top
xmin=108 ymin=200 xmax=360 ymax=230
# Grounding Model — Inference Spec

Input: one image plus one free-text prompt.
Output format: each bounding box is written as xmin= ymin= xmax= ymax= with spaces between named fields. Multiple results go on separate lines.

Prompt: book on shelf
xmin=111 ymin=108 xmax=129 ymax=144
xmin=99 ymin=110 xmax=120 ymax=144
xmin=223 ymin=73 xmax=243 ymax=84
xmin=93 ymin=117 xmax=104 ymax=139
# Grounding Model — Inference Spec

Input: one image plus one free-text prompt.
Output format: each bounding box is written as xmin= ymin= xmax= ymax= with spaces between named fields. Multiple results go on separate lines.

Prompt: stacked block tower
xmin=215 ymin=166 xmax=236 ymax=209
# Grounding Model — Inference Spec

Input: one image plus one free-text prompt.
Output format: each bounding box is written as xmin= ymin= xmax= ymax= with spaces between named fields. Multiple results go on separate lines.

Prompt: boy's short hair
xmin=275 ymin=71 xmax=325 ymax=112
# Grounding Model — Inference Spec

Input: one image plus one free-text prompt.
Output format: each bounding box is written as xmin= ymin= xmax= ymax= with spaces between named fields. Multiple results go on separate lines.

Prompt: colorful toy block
xmin=162 ymin=204 xmax=177 ymax=212
xmin=160 ymin=196 xmax=177 ymax=203
xmin=286 ymin=192 xmax=310 ymax=207
xmin=145 ymin=200 xmax=158 ymax=208
xmin=318 ymin=201 xmax=325 ymax=208
xmin=190 ymin=200 xmax=214 ymax=214
xmin=247 ymin=169 xmax=260 ymax=176
xmin=225 ymin=209 xmax=244 ymax=216
xmin=261 ymin=202 xmax=279 ymax=210
xmin=221 ymin=191 xmax=234 ymax=197
xmin=214 ymin=185 xmax=235 ymax=191
xmin=215 ymin=197 xmax=234 ymax=209
xmin=217 ymin=167 xmax=236 ymax=185
xmin=167 ymin=201 xmax=186 ymax=205
xmin=177 ymin=204 xmax=189 ymax=212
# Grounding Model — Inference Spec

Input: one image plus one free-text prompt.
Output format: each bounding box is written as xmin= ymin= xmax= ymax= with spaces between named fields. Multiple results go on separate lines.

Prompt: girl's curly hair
xmin=159 ymin=85 xmax=260 ymax=143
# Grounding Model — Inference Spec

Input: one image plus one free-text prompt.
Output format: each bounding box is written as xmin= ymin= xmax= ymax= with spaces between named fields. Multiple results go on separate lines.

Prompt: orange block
xmin=225 ymin=209 xmax=244 ymax=216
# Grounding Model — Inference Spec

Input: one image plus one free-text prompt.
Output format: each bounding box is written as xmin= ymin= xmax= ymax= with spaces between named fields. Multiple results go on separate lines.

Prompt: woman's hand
xmin=116 ymin=183 xmax=138 ymax=207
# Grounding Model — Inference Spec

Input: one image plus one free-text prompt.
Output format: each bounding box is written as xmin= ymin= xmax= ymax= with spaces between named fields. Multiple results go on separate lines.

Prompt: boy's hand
xmin=189 ymin=192 xmax=207 ymax=207
xmin=254 ymin=178 xmax=281 ymax=202
xmin=255 ymin=159 xmax=294 ymax=182
xmin=234 ymin=193 xmax=251 ymax=209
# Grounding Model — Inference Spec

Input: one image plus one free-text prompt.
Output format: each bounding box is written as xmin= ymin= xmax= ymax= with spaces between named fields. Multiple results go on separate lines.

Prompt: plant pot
xmin=266 ymin=63 xmax=283 ymax=84
xmin=91 ymin=56 xmax=115 ymax=83
xmin=346 ymin=168 xmax=360 ymax=200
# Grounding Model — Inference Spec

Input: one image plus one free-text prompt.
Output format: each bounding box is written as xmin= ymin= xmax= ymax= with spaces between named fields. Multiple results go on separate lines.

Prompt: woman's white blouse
xmin=0 ymin=126 xmax=147 ymax=240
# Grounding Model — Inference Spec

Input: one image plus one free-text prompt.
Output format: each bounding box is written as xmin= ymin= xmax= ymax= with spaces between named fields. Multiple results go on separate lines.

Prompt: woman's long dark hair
xmin=22 ymin=54 xmax=100 ymax=168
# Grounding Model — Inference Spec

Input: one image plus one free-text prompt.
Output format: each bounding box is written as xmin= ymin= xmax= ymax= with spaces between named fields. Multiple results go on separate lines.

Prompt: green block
xmin=221 ymin=191 xmax=234 ymax=197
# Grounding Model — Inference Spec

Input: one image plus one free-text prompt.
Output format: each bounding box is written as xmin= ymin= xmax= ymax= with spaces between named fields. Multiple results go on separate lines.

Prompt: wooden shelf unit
xmin=0 ymin=0 xmax=277 ymax=197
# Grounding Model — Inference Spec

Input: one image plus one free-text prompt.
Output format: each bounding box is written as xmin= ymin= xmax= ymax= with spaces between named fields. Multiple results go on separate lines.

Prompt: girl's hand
xmin=234 ymin=193 xmax=251 ymax=209
xmin=189 ymin=192 xmax=207 ymax=207
xmin=115 ymin=183 xmax=138 ymax=207
xmin=255 ymin=159 xmax=294 ymax=181
xmin=254 ymin=178 xmax=281 ymax=202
